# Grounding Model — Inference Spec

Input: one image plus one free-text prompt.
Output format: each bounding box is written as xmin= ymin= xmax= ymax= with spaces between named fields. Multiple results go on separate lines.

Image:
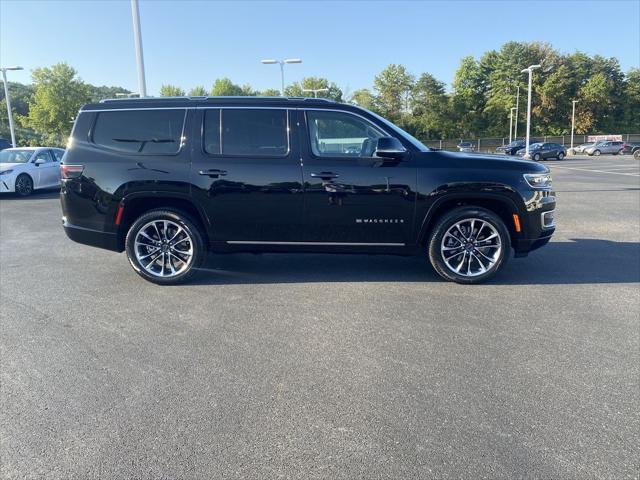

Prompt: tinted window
xmin=203 ymin=109 xmax=221 ymax=154
xmin=221 ymin=109 xmax=288 ymax=156
xmin=34 ymin=150 xmax=53 ymax=162
xmin=52 ymin=149 xmax=64 ymax=161
xmin=92 ymin=109 xmax=185 ymax=154
xmin=307 ymin=110 xmax=384 ymax=157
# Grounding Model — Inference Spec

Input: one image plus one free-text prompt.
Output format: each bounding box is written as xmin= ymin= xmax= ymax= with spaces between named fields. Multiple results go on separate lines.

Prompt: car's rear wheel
xmin=557 ymin=152 xmax=564 ymax=160
xmin=533 ymin=153 xmax=541 ymax=161
xmin=15 ymin=174 xmax=33 ymax=196
xmin=634 ymin=150 xmax=640 ymax=160
xmin=125 ymin=209 xmax=205 ymax=285
xmin=428 ymin=207 xmax=510 ymax=284
xmin=593 ymin=149 xmax=601 ymax=156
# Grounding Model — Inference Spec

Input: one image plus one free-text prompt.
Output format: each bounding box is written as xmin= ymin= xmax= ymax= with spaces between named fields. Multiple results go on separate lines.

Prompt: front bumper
xmin=0 ymin=175 xmax=16 ymax=193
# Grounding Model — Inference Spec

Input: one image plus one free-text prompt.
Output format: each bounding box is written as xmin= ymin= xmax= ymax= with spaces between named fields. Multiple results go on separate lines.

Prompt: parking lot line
xmin=550 ymin=165 xmax=640 ymax=176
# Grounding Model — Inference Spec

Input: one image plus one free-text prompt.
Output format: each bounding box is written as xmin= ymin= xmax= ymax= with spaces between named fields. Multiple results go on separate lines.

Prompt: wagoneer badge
xmin=356 ymin=218 xmax=404 ymax=224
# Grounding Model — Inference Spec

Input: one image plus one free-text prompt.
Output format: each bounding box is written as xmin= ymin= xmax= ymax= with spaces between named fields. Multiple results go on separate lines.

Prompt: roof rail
xmin=100 ymin=96 xmax=338 ymax=104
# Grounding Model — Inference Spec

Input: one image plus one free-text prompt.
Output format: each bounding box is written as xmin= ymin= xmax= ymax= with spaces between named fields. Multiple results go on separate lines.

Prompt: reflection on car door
xmin=299 ymin=109 xmax=416 ymax=244
xmin=32 ymin=150 xmax=58 ymax=188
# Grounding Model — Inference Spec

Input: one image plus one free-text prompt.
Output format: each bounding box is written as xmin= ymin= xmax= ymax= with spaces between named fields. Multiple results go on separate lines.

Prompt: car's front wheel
xmin=533 ymin=153 xmax=541 ymax=161
xmin=15 ymin=174 xmax=33 ymax=196
xmin=125 ymin=209 xmax=205 ymax=285
xmin=558 ymin=152 xmax=565 ymax=160
xmin=592 ymin=149 xmax=601 ymax=156
xmin=428 ymin=207 xmax=510 ymax=284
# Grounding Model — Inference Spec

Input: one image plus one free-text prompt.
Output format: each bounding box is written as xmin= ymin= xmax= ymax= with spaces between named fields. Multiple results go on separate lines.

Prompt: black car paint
xmin=60 ymin=97 xmax=555 ymax=259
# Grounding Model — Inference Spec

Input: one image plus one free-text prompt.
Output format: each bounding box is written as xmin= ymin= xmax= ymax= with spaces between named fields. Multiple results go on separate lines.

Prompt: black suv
xmin=60 ymin=97 xmax=556 ymax=284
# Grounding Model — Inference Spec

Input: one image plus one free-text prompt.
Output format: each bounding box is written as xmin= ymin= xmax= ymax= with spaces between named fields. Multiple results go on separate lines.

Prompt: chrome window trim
xmin=82 ymin=107 xmax=191 ymax=113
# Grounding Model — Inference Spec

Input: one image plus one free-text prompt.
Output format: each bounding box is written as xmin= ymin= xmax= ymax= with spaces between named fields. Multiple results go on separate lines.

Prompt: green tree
xmin=159 ymin=84 xmax=185 ymax=97
xmin=187 ymin=86 xmax=207 ymax=96
xmin=285 ymin=77 xmax=343 ymax=102
xmin=0 ymin=82 xmax=34 ymax=143
xmin=22 ymin=63 xmax=90 ymax=146
xmin=349 ymin=88 xmax=376 ymax=110
xmin=210 ymin=78 xmax=245 ymax=96
xmin=410 ymin=73 xmax=452 ymax=139
xmin=88 ymin=85 xmax=131 ymax=102
xmin=373 ymin=64 xmax=414 ymax=123
xmin=622 ymin=68 xmax=640 ymax=132
xmin=260 ymin=88 xmax=281 ymax=97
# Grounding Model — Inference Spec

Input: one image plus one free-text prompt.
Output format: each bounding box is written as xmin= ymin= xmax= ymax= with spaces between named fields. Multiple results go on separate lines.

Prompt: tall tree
xmin=373 ymin=64 xmax=414 ymax=124
xmin=159 ymin=84 xmax=185 ymax=97
xmin=410 ymin=73 xmax=453 ymax=139
xmin=285 ymin=77 xmax=343 ymax=102
xmin=210 ymin=78 xmax=246 ymax=96
xmin=260 ymin=88 xmax=281 ymax=97
xmin=187 ymin=86 xmax=207 ymax=96
xmin=349 ymin=88 xmax=376 ymax=110
xmin=22 ymin=63 xmax=90 ymax=146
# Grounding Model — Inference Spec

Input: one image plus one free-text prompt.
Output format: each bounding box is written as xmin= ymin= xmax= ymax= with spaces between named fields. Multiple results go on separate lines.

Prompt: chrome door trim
xmin=226 ymin=241 xmax=405 ymax=246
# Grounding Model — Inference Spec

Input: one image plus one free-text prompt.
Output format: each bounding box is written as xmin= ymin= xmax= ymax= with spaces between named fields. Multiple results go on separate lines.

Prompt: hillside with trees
xmin=1 ymin=41 xmax=638 ymax=147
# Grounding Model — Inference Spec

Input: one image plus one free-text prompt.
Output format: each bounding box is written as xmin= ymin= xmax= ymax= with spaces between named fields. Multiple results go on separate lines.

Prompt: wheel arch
xmin=116 ymin=193 xmax=210 ymax=251
xmin=418 ymin=194 xmax=520 ymax=247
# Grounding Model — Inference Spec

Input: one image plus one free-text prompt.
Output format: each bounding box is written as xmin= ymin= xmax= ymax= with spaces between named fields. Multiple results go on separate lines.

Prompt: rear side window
xmin=221 ymin=109 xmax=288 ymax=157
xmin=92 ymin=109 xmax=185 ymax=154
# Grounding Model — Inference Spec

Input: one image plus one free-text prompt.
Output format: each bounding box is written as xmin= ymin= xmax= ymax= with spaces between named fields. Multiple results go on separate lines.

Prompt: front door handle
xmin=310 ymin=171 xmax=339 ymax=179
xmin=199 ymin=169 xmax=227 ymax=178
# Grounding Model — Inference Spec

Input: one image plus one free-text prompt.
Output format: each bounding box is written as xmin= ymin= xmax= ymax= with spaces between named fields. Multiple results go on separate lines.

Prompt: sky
xmin=1 ymin=0 xmax=638 ymax=96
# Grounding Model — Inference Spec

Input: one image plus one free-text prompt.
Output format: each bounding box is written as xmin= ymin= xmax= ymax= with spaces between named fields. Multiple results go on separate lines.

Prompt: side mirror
xmin=34 ymin=159 xmax=45 ymax=166
xmin=374 ymin=137 xmax=407 ymax=160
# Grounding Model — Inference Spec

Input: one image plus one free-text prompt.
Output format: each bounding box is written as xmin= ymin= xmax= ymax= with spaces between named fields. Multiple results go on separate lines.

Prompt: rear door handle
xmin=310 ymin=171 xmax=339 ymax=179
xmin=199 ymin=169 xmax=227 ymax=178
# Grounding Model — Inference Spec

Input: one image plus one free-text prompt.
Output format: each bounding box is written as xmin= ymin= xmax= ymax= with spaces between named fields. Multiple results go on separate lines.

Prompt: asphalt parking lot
xmin=1 ymin=154 xmax=638 ymax=479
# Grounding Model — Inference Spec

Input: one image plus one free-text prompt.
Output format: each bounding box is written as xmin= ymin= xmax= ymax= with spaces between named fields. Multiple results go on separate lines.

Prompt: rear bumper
xmin=62 ymin=217 xmax=121 ymax=252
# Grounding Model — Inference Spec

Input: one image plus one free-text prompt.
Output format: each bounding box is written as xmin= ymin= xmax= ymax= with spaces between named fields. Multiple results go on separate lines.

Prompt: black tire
xmin=557 ymin=152 xmax=564 ymax=160
xmin=533 ymin=153 xmax=541 ymax=161
xmin=592 ymin=149 xmax=601 ymax=156
xmin=15 ymin=174 xmax=34 ymax=196
xmin=634 ymin=150 xmax=639 ymax=160
xmin=428 ymin=207 xmax=511 ymax=284
xmin=125 ymin=209 xmax=205 ymax=285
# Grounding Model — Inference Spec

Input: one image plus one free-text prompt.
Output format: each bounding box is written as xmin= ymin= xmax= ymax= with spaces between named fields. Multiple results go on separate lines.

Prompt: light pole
xmin=514 ymin=85 xmax=520 ymax=140
xmin=509 ymin=107 xmax=517 ymax=143
xmin=302 ymin=88 xmax=328 ymax=98
xmin=130 ymin=0 xmax=147 ymax=97
xmin=571 ymin=100 xmax=579 ymax=149
xmin=261 ymin=58 xmax=302 ymax=95
xmin=521 ymin=64 xmax=541 ymax=157
xmin=1 ymin=66 xmax=23 ymax=147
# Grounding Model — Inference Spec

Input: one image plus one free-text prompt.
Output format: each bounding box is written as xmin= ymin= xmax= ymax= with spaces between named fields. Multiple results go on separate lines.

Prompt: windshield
xmin=364 ymin=109 xmax=429 ymax=151
xmin=530 ymin=143 xmax=543 ymax=149
xmin=0 ymin=149 xmax=33 ymax=164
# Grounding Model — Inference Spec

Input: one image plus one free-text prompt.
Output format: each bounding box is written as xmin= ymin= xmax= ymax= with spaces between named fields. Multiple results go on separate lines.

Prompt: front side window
xmin=92 ymin=109 xmax=185 ymax=154
xmin=219 ymin=109 xmax=288 ymax=157
xmin=34 ymin=150 xmax=53 ymax=163
xmin=307 ymin=110 xmax=384 ymax=158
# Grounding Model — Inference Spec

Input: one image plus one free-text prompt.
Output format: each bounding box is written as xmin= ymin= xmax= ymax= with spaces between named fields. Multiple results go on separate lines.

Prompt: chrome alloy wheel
xmin=440 ymin=218 xmax=502 ymax=277
xmin=134 ymin=220 xmax=194 ymax=278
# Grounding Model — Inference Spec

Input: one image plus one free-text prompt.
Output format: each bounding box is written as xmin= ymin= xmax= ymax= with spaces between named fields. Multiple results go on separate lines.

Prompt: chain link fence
xmin=422 ymin=134 xmax=640 ymax=153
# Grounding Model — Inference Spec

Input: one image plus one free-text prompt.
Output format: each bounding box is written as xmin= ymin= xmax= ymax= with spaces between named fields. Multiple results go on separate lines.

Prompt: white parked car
xmin=0 ymin=147 xmax=64 ymax=196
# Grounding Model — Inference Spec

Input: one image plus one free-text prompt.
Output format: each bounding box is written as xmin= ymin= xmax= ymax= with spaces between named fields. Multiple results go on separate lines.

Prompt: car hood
xmin=421 ymin=151 xmax=548 ymax=173
xmin=0 ymin=162 xmax=23 ymax=170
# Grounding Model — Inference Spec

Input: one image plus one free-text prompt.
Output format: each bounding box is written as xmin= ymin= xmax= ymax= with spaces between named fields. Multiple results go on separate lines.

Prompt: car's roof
xmin=3 ymin=147 xmax=62 ymax=151
xmin=80 ymin=96 xmax=344 ymax=112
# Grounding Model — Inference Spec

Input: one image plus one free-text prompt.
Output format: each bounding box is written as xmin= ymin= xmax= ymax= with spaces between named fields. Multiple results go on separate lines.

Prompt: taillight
xmin=61 ymin=164 xmax=84 ymax=179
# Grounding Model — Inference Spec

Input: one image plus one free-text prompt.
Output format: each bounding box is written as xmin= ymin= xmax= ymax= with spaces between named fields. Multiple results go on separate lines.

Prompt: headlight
xmin=0 ymin=169 xmax=13 ymax=175
xmin=524 ymin=173 xmax=552 ymax=188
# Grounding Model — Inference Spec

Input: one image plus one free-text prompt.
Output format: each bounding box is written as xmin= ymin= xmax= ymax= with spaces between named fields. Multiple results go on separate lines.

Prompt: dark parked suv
xmin=60 ymin=97 xmax=556 ymax=284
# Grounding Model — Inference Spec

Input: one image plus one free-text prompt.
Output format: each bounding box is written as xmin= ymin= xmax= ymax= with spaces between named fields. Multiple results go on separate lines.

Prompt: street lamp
xmin=509 ymin=107 xmax=517 ymax=143
xmin=261 ymin=58 xmax=302 ymax=95
xmin=521 ymin=64 xmax=541 ymax=157
xmin=514 ymin=85 xmax=520 ymax=140
xmin=130 ymin=0 xmax=147 ymax=97
xmin=571 ymin=100 xmax=579 ymax=149
xmin=1 ymin=66 xmax=24 ymax=148
xmin=302 ymin=88 xmax=328 ymax=98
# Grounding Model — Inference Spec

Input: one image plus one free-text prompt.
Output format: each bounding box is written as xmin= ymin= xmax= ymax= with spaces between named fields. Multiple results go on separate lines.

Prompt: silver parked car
xmin=572 ymin=142 xmax=594 ymax=154
xmin=457 ymin=141 xmax=475 ymax=152
xmin=585 ymin=141 xmax=624 ymax=156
